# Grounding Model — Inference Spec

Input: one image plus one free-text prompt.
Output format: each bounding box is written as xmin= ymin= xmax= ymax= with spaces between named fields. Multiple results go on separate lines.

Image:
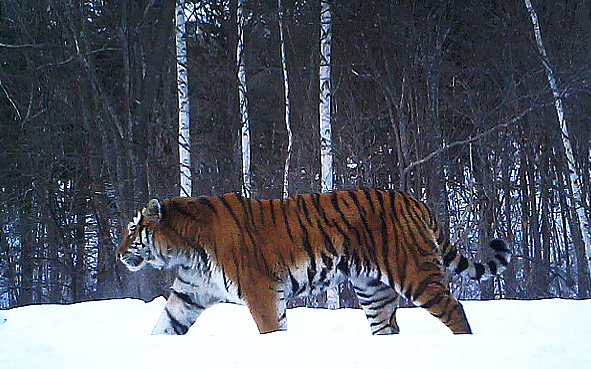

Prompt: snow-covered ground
xmin=1 ymin=298 xmax=590 ymax=368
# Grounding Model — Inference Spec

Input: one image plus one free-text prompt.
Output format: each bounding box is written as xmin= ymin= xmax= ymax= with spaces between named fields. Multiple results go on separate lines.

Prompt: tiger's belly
xmin=177 ymin=253 xmax=380 ymax=306
xmin=280 ymin=255 xmax=362 ymax=299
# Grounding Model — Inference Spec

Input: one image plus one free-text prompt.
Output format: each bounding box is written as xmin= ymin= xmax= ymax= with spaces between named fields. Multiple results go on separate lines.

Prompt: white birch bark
xmin=176 ymin=0 xmax=191 ymax=197
xmin=524 ymin=0 xmax=591 ymax=271
xmin=320 ymin=0 xmax=338 ymax=309
xmin=319 ymin=0 xmax=333 ymax=194
xmin=278 ymin=0 xmax=292 ymax=199
xmin=237 ymin=0 xmax=251 ymax=198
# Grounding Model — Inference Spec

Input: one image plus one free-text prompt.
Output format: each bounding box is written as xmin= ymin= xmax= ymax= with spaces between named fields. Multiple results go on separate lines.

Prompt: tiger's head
xmin=116 ymin=199 xmax=166 ymax=271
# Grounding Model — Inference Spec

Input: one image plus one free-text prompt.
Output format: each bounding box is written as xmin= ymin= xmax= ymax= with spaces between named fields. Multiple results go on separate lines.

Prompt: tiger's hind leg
xmin=242 ymin=280 xmax=287 ymax=334
xmin=351 ymin=277 xmax=401 ymax=335
xmin=413 ymin=282 xmax=472 ymax=334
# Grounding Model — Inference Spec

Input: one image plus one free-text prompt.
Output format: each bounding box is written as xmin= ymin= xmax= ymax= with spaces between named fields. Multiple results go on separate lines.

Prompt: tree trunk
xmin=319 ymin=0 xmax=333 ymax=194
xmin=518 ymin=119 xmax=532 ymax=297
xmin=278 ymin=0 xmax=292 ymax=199
xmin=396 ymin=72 xmax=409 ymax=189
xmin=318 ymin=0 xmax=338 ymax=309
xmin=524 ymin=0 xmax=591 ymax=293
xmin=539 ymin=137 xmax=551 ymax=297
xmin=424 ymin=26 xmax=450 ymax=236
xmin=237 ymin=0 xmax=251 ymax=198
xmin=555 ymin=155 xmax=575 ymax=293
xmin=558 ymin=156 xmax=591 ymax=298
xmin=136 ymin=0 xmax=175 ymax=200
xmin=18 ymin=203 xmax=35 ymax=306
xmin=176 ymin=0 xmax=192 ymax=197
xmin=92 ymin=180 xmax=118 ymax=300
xmin=526 ymin=142 xmax=541 ymax=297
xmin=476 ymin=150 xmax=495 ymax=300
xmin=72 ymin=188 xmax=87 ymax=302
xmin=501 ymin=146 xmax=518 ymax=298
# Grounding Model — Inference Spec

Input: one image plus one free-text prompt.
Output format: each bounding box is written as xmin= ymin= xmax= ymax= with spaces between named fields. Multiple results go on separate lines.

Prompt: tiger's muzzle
xmin=119 ymin=247 xmax=149 ymax=272
xmin=118 ymin=242 xmax=166 ymax=271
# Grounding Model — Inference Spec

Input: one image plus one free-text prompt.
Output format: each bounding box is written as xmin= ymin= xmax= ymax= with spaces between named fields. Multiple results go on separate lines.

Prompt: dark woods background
xmin=1 ymin=0 xmax=590 ymax=308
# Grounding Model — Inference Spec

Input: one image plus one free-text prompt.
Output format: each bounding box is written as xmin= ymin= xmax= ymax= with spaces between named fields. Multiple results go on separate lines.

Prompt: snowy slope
xmin=1 ymin=298 xmax=590 ymax=369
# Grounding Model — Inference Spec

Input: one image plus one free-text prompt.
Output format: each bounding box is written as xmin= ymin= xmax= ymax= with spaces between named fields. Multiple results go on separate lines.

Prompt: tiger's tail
xmin=443 ymin=238 xmax=511 ymax=281
xmin=431 ymin=215 xmax=511 ymax=280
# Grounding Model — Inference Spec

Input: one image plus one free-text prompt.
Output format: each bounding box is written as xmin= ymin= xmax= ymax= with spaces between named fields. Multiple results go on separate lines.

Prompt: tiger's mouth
xmin=120 ymin=249 xmax=148 ymax=272
xmin=120 ymin=246 xmax=167 ymax=271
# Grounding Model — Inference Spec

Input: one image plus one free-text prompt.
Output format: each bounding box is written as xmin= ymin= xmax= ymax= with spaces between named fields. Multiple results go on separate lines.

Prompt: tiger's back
xmin=117 ymin=189 xmax=510 ymax=335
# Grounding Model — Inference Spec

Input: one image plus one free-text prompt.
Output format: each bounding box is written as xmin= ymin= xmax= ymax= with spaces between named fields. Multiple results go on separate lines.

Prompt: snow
xmin=1 ymin=298 xmax=590 ymax=368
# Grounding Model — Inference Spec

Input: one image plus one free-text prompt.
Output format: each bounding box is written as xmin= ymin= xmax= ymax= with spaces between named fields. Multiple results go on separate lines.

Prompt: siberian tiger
xmin=116 ymin=189 xmax=510 ymax=335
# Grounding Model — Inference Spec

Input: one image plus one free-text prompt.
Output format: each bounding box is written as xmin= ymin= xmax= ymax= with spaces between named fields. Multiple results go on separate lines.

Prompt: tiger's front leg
xmin=152 ymin=269 xmax=224 ymax=335
xmin=152 ymin=287 xmax=206 ymax=335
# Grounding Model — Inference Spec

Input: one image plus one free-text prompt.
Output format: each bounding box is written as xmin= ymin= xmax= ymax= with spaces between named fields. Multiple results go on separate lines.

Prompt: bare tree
xmin=238 ymin=0 xmax=251 ymax=198
xmin=278 ymin=0 xmax=292 ymax=198
xmin=176 ymin=0 xmax=192 ymax=197
xmin=319 ymin=0 xmax=339 ymax=309
xmin=319 ymin=0 xmax=333 ymax=194
xmin=524 ymin=0 xmax=591 ymax=296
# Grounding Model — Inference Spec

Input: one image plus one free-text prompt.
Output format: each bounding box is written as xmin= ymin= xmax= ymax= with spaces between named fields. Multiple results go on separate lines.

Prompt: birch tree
xmin=278 ymin=0 xmax=292 ymax=199
xmin=524 ymin=0 xmax=591 ymax=292
xmin=319 ymin=0 xmax=333 ymax=193
xmin=176 ymin=0 xmax=191 ymax=197
xmin=237 ymin=0 xmax=251 ymax=198
xmin=319 ymin=0 xmax=338 ymax=309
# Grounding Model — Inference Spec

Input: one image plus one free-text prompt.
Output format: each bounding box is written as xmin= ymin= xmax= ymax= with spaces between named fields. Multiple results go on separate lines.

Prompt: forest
xmin=1 ymin=0 xmax=590 ymax=309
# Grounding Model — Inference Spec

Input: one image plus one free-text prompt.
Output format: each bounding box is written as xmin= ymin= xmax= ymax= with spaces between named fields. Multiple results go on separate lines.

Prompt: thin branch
xmin=401 ymin=106 xmax=534 ymax=180
xmin=0 ymin=75 xmax=21 ymax=121
xmin=33 ymin=56 xmax=76 ymax=71
xmin=0 ymin=42 xmax=50 ymax=49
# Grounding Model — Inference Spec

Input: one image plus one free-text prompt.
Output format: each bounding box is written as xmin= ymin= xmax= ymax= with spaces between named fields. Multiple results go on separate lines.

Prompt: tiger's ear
xmin=142 ymin=199 xmax=162 ymax=224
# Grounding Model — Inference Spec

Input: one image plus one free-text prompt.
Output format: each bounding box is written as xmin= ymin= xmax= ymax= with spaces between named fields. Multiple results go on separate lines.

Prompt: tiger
xmin=116 ymin=189 xmax=511 ymax=335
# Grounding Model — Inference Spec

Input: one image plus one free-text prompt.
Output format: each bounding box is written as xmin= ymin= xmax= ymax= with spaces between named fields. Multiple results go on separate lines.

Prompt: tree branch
xmin=0 ymin=42 xmax=50 ymax=49
xmin=400 ymin=106 xmax=534 ymax=180
xmin=0 ymin=75 xmax=21 ymax=121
